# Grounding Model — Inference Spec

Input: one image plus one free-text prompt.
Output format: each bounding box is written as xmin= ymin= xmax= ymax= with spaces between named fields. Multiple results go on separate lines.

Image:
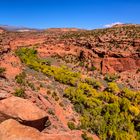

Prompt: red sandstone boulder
xmin=0 ymin=96 xmax=48 ymax=131
xmin=0 ymin=119 xmax=85 ymax=140
xmin=0 ymin=119 xmax=46 ymax=140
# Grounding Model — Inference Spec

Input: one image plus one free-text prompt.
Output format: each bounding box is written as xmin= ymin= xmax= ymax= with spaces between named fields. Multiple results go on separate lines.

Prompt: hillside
xmin=0 ymin=24 xmax=140 ymax=140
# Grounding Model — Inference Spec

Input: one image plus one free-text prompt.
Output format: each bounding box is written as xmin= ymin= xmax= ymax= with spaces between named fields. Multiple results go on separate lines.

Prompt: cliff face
xmin=101 ymin=57 xmax=140 ymax=73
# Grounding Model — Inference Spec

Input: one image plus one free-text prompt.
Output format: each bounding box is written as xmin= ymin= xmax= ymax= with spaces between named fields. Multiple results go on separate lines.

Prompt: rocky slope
xmin=0 ymin=24 xmax=140 ymax=140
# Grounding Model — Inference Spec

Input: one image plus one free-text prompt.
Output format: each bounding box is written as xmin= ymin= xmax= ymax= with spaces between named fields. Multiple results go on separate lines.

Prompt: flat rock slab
xmin=0 ymin=119 xmax=83 ymax=140
xmin=0 ymin=119 xmax=46 ymax=140
xmin=0 ymin=96 xmax=48 ymax=131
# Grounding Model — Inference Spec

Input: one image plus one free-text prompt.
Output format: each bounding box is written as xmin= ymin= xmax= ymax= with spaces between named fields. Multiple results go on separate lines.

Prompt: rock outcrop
xmin=0 ymin=96 xmax=48 ymax=131
xmin=0 ymin=119 xmax=89 ymax=140
xmin=0 ymin=119 xmax=46 ymax=140
xmin=102 ymin=57 xmax=140 ymax=73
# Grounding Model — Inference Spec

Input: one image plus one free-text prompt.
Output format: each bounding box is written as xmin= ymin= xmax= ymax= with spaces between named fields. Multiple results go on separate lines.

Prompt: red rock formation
xmin=0 ymin=119 xmax=46 ymax=140
xmin=0 ymin=119 xmax=99 ymax=140
xmin=0 ymin=25 xmax=139 ymax=139
xmin=102 ymin=57 xmax=140 ymax=74
xmin=0 ymin=97 xmax=48 ymax=131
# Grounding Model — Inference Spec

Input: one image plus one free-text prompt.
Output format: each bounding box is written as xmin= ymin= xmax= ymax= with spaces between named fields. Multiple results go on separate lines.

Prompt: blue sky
xmin=0 ymin=0 xmax=140 ymax=29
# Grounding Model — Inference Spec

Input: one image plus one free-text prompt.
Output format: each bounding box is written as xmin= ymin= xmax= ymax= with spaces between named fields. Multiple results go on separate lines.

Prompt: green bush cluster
xmin=85 ymin=78 xmax=102 ymax=89
xmin=67 ymin=121 xmax=76 ymax=130
xmin=16 ymin=47 xmax=80 ymax=86
xmin=104 ymin=73 xmax=119 ymax=82
xmin=64 ymin=84 xmax=140 ymax=140
xmin=90 ymin=65 xmax=96 ymax=71
xmin=52 ymin=91 xmax=59 ymax=101
xmin=0 ymin=67 xmax=6 ymax=78
xmin=27 ymin=82 xmax=35 ymax=90
xmin=15 ymin=71 xmax=36 ymax=90
xmin=48 ymin=108 xmax=55 ymax=116
xmin=14 ymin=88 xmax=25 ymax=97
xmin=81 ymin=132 xmax=93 ymax=140
xmin=15 ymin=72 xmax=26 ymax=85
xmin=0 ymin=67 xmax=6 ymax=75
xmin=106 ymin=82 xmax=120 ymax=94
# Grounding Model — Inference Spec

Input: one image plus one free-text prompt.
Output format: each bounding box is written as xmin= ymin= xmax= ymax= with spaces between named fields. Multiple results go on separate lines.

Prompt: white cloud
xmin=104 ymin=22 xmax=123 ymax=28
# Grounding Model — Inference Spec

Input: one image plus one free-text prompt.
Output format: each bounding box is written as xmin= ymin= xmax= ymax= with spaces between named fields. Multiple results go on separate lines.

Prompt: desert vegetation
xmin=0 ymin=67 xmax=6 ymax=77
xmin=14 ymin=88 xmax=25 ymax=97
xmin=64 ymin=85 xmax=140 ymax=140
xmin=16 ymin=47 xmax=81 ymax=86
xmin=16 ymin=47 xmax=140 ymax=140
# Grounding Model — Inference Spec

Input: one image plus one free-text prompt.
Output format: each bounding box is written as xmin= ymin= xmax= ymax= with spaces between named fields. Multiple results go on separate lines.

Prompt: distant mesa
xmin=111 ymin=23 xmax=139 ymax=27
xmin=111 ymin=23 xmax=139 ymax=28
xmin=46 ymin=28 xmax=85 ymax=32
xmin=0 ymin=25 xmax=39 ymax=32
xmin=0 ymin=25 xmax=86 ymax=32
xmin=104 ymin=22 xmax=140 ymax=28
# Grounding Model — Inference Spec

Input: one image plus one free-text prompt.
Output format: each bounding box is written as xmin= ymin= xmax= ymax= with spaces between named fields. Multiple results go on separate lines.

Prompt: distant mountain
xmin=0 ymin=25 xmax=84 ymax=32
xmin=46 ymin=28 xmax=85 ymax=32
xmin=0 ymin=25 xmax=39 ymax=32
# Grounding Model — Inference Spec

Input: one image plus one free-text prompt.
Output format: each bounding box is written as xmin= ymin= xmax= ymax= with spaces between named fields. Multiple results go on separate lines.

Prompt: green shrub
xmin=52 ymin=91 xmax=59 ymax=101
xmin=47 ymin=90 xmax=51 ymax=95
xmin=106 ymin=82 xmax=120 ymax=94
xmin=74 ymin=103 xmax=85 ymax=114
xmin=28 ymin=82 xmax=35 ymax=90
xmin=79 ymin=61 xmax=84 ymax=66
xmin=102 ymin=103 xmax=120 ymax=115
xmin=0 ymin=67 xmax=6 ymax=75
xmin=40 ymin=83 xmax=43 ymax=88
xmin=99 ymin=91 xmax=119 ymax=103
xmin=14 ymin=88 xmax=25 ymax=97
xmin=81 ymin=132 xmax=93 ymax=140
xmin=104 ymin=73 xmax=119 ymax=82
xmin=129 ymin=105 xmax=140 ymax=116
xmin=134 ymin=92 xmax=140 ymax=105
xmin=40 ymin=59 xmax=51 ymax=66
xmin=48 ymin=109 xmax=55 ymax=115
xmin=45 ymin=96 xmax=48 ymax=100
xmin=85 ymin=78 xmax=102 ymax=89
xmin=67 ymin=121 xmax=76 ymax=130
xmin=15 ymin=72 xmax=26 ymax=85
xmin=59 ymin=102 xmax=64 ymax=107
xmin=121 ymin=88 xmax=136 ymax=101
xmin=119 ymin=97 xmax=131 ymax=112
xmin=78 ymin=82 xmax=98 ymax=97
xmin=90 ymin=65 xmax=96 ymax=71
